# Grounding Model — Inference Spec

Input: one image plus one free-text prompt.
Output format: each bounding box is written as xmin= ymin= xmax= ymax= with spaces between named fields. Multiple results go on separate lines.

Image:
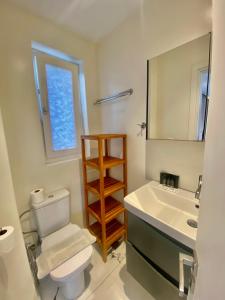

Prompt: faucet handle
xmin=199 ymin=175 xmax=203 ymax=184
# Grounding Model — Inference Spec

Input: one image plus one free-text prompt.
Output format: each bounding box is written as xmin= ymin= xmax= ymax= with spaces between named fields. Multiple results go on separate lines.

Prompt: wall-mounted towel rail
xmin=94 ymin=88 xmax=133 ymax=105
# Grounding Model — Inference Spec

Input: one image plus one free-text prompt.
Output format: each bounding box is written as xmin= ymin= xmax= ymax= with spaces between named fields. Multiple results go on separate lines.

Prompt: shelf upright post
xmin=123 ymin=136 xmax=128 ymax=239
xmin=104 ymin=138 xmax=110 ymax=177
xmin=98 ymin=138 xmax=107 ymax=261
xmin=81 ymin=138 xmax=89 ymax=229
xmin=122 ymin=137 xmax=127 ymax=194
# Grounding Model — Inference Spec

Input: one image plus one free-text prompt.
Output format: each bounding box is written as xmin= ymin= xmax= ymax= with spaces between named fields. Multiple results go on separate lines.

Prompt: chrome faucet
xmin=195 ymin=175 xmax=203 ymax=200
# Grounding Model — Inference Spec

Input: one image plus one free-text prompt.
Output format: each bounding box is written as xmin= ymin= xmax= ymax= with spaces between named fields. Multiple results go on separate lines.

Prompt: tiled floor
xmin=85 ymin=260 xmax=155 ymax=300
xmin=39 ymin=243 xmax=155 ymax=300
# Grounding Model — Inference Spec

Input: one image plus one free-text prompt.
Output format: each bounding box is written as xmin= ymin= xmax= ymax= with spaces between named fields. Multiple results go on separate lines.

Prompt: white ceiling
xmin=6 ymin=0 xmax=141 ymax=42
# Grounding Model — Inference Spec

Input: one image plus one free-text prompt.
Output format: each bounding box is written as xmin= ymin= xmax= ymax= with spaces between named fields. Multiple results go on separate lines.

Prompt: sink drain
xmin=187 ymin=219 xmax=198 ymax=228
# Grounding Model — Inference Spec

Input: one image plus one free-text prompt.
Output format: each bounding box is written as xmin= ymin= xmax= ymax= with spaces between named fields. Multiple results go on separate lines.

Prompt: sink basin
xmin=124 ymin=181 xmax=198 ymax=249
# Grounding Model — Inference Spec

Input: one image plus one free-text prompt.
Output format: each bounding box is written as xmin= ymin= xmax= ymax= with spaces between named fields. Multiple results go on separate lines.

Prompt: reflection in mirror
xmin=147 ymin=34 xmax=211 ymax=141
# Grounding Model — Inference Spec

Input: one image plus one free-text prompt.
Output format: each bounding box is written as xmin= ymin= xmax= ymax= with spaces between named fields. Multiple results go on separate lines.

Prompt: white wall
xmin=195 ymin=0 xmax=225 ymax=298
xmin=146 ymin=140 xmax=205 ymax=192
xmin=97 ymin=9 xmax=148 ymax=192
xmin=0 ymin=1 xmax=101 ymax=230
xmin=97 ymin=0 xmax=211 ymax=192
xmin=0 ymin=109 xmax=39 ymax=300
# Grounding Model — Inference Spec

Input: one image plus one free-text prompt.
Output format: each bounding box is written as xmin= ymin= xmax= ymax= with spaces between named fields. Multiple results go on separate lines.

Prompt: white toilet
xmin=32 ymin=189 xmax=93 ymax=300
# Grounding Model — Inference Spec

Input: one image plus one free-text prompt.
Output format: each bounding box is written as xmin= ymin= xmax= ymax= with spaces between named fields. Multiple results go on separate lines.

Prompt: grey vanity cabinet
xmin=126 ymin=212 xmax=193 ymax=300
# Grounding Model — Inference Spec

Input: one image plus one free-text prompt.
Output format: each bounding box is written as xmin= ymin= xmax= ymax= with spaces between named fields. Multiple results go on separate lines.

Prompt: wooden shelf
xmin=88 ymin=196 xmax=125 ymax=224
xmin=87 ymin=176 xmax=125 ymax=197
xmin=89 ymin=219 xmax=126 ymax=247
xmin=81 ymin=133 xmax=127 ymax=262
xmin=86 ymin=156 xmax=125 ymax=169
xmin=81 ymin=134 xmax=126 ymax=140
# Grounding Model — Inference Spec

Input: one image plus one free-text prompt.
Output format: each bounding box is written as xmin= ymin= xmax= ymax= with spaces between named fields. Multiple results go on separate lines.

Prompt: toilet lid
xmin=41 ymin=223 xmax=93 ymax=280
xmin=41 ymin=223 xmax=81 ymax=251
xmin=50 ymin=245 xmax=93 ymax=280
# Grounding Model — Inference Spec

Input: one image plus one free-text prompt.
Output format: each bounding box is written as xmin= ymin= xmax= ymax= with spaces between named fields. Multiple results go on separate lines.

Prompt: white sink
xmin=124 ymin=181 xmax=198 ymax=249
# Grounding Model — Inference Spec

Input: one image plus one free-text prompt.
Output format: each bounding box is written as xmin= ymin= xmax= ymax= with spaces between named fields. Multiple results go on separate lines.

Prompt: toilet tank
xmin=32 ymin=189 xmax=70 ymax=238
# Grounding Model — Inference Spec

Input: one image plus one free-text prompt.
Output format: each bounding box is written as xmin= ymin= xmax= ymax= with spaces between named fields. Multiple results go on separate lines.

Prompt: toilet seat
xmin=41 ymin=223 xmax=93 ymax=281
xmin=50 ymin=245 xmax=92 ymax=281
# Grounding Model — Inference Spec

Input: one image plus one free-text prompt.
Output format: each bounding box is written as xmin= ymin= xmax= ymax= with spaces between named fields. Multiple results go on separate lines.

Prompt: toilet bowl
xmin=41 ymin=223 xmax=93 ymax=300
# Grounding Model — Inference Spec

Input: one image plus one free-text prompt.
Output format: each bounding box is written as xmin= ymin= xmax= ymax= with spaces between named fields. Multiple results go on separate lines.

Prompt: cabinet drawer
xmin=128 ymin=212 xmax=192 ymax=289
xmin=126 ymin=241 xmax=186 ymax=300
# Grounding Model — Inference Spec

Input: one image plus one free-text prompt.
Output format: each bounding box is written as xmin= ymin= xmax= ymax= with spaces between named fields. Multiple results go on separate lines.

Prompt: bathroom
xmin=0 ymin=0 xmax=225 ymax=299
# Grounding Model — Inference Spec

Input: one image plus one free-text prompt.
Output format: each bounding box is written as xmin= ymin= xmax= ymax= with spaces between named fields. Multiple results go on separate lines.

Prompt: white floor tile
xmin=86 ymin=260 xmax=155 ymax=300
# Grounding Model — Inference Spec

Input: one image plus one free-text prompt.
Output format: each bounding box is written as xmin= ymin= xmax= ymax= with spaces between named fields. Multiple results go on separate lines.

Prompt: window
xmin=45 ymin=64 xmax=77 ymax=151
xmin=32 ymin=46 xmax=87 ymax=162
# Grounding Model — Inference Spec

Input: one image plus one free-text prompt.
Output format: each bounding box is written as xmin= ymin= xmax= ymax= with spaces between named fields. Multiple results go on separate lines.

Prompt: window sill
xmin=45 ymin=155 xmax=81 ymax=166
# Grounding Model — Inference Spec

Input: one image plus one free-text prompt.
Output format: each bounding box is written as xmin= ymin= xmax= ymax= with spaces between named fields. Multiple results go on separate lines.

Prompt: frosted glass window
xmin=45 ymin=64 xmax=77 ymax=151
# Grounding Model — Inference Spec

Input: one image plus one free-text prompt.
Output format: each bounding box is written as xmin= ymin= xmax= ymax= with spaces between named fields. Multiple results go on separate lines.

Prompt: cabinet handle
xmin=179 ymin=253 xmax=194 ymax=297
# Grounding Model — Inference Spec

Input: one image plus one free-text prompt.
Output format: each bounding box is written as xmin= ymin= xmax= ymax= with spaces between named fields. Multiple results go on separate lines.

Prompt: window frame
xmin=32 ymin=42 xmax=89 ymax=163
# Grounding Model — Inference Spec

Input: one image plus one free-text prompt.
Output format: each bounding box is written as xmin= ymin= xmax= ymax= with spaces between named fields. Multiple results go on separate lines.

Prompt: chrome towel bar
xmin=94 ymin=88 xmax=133 ymax=105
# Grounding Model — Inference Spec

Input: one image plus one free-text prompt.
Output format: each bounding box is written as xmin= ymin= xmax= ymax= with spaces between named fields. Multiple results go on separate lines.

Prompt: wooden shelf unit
xmin=81 ymin=134 xmax=127 ymax=262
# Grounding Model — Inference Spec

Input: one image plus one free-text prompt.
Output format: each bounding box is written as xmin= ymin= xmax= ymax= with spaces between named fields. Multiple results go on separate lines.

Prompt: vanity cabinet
xmin=126 ymin=212 xmax=193 ymax=300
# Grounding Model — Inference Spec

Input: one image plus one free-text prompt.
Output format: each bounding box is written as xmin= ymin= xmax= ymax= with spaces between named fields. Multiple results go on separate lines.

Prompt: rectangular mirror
xmin=147 ymin=33 xmax=211 ymax=141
